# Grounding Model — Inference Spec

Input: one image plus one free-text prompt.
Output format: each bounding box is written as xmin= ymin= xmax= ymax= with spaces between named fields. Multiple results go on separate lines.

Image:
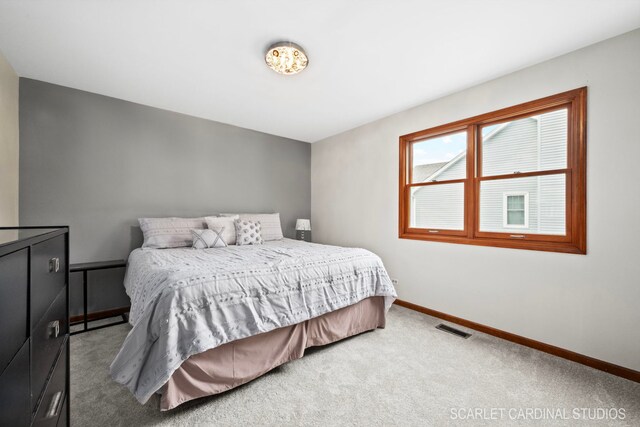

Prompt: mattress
xmin=110 ymin=238 xmax=396 ymax=403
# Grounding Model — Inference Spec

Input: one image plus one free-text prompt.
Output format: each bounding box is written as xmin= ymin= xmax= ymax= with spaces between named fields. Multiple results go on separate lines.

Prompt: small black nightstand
xmin=295 ymin=230 xmax=312 ymax=242
xmin=70 ymin=260 xmax=128 ymax=335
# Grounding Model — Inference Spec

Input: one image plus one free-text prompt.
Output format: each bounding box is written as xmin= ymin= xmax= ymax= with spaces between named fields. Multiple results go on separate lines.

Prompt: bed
xmin=109 ymin=238 xmax=396 ymax=410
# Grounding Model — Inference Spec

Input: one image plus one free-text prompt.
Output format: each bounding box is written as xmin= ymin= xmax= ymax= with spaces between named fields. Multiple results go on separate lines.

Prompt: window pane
xmin=480 ymin=174 xmax=566 ymax=235
xmin=412 ymin=131 xmax=466 ymax=183
xmin=410 ymin=183 xmax=464 ymax=230
xmin=507 ymin=211 xmax=525 ymax=225
xmin=507 ymin=195 xmax=525 ymax=210
xmin=481 ymin=108 xmax=567 ymax=177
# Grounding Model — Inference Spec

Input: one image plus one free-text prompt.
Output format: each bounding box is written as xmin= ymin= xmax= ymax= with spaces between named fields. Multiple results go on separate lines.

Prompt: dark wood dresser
xmin=0 ymin=227 xmax=70 ymax=427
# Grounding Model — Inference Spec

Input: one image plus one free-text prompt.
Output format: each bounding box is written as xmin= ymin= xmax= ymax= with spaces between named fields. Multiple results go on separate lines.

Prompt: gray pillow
xmin=234 ymin=220 xmax=264 ymax=245
xmin=191 ymin=228 xmax=227 ymax=249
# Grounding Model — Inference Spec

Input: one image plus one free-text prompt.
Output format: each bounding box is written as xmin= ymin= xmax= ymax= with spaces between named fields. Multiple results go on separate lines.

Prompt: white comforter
xmin=110 ymin=239 xmax=396 ymax=403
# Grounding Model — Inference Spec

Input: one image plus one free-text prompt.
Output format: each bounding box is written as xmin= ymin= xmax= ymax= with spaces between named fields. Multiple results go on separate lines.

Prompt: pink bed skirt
xmin=160 ymin=296 xmax=386 ymax=410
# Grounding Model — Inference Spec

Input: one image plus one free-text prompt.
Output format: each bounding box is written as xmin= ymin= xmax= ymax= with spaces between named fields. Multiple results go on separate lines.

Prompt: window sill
xmin=398 ymin=232 xmax=586 ymax=254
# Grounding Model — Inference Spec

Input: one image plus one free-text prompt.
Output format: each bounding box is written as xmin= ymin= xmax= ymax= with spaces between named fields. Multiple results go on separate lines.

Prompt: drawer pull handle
xmin=48 ymin=257 xmax=60 ymax=273
xmin=48 ymin=320 xmax=60 ymax=338
xmin=45 ymin=391 xmax=63 ymax=419
xmin=510 ymin=234 xmax=525 ymax=239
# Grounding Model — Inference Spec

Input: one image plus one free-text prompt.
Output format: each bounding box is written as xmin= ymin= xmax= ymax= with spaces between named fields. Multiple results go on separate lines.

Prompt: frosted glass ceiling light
xmin=265 ymin=41 xmax=308 ymax=75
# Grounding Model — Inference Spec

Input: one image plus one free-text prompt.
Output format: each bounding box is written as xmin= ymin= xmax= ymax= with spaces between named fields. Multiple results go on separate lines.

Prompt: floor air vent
xmin=436 ymin=324 xmax=471 ymax=339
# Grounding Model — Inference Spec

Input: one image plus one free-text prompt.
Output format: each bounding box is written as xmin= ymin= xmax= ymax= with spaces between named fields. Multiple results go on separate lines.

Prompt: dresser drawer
xmin=0 ymin=248 xmax=28 ymax=373
xmin=32 ymin=287 xmax=68 ymax=411
xmin=0 ymin=340 xmax=31 ymax=427
xmin=31 ymin=235 xmax=67 ymax=328
xmin=33 ymin=343 xmax=67 ymax=427
xmin=56 ymin=397 xmax=68 ymax=427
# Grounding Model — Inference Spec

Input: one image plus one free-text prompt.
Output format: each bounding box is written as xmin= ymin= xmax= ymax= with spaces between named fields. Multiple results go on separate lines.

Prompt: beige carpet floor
xmin=70 ymin=306 xmax=640 ymax=426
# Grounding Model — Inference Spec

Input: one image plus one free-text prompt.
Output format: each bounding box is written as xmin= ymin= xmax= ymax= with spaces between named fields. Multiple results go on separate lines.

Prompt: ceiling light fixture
xmin=265 ymin=41 xmax=308 ymax=75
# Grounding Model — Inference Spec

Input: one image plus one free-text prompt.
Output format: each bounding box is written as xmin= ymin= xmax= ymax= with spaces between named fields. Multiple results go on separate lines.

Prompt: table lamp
xmin=295 ymin=219 xmax=311 ymax=242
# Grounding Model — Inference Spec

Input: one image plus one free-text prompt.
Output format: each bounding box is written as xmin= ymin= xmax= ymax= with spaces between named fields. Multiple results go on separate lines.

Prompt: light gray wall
xmin=312 ymin=29 xmax=640 ymax=371
xmin=0 ymin=49 xmax=19 ymax=226
xmin=20 ymin=79 xmax=311 ymax=315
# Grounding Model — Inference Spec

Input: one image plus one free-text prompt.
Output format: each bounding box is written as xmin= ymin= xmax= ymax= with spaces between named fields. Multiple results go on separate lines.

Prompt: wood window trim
xmin=398 ymin=87 xmax=587 ymax=254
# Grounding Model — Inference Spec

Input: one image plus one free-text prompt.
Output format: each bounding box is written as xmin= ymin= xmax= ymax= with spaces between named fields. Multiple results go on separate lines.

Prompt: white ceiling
xmin=0 ymin=1 xmax=639 ymax=142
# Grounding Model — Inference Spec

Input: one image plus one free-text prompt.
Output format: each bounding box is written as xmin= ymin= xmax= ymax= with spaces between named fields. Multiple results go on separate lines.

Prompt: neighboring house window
xmin=398 ymin=88 xmax=587 ymax=254
xmin=503 ymin=193 xmax=528 ymax=228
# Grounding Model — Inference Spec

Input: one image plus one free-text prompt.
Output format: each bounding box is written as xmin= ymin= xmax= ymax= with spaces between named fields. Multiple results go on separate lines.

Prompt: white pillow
xmin=191 ymin=228 xmax=227 ymax=249
xmin=234 ymin=219 xmax=264 ymax=246
xmin=205 ymin=215 xmax=239 ymax=245
xmin=219 ymin=213 xmax=283 ymax=241
xmin=139 ymin=217 xmax=207 ymax=248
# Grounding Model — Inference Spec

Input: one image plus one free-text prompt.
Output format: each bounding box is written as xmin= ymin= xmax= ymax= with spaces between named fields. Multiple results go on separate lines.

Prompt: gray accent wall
xmin=20 ymin=79 xmax=310 ymax=315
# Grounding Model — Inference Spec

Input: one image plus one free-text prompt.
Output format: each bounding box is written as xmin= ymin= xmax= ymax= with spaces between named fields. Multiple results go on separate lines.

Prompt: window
xmin=503 ymin=193 xmax=528 ymax=228
xmin=399 ymin=88 xmax=586 ymax=254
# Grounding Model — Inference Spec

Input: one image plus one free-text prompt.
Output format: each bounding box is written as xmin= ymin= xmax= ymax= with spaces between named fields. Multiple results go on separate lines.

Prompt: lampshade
xmin=265 ymin=41 xmax=308 ymax=75
xmin=295 ymin=219 xmax=311 ymax=231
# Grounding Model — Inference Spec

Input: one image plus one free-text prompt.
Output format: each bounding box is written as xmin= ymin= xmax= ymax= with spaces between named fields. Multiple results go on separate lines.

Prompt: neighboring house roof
xmin=412 ymin=162 xmax=447 ymax=182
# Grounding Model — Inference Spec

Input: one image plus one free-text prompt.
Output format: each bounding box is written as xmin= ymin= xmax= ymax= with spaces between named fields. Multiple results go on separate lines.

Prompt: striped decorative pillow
xmin=139 ymin=217 xmax=207 ymax=248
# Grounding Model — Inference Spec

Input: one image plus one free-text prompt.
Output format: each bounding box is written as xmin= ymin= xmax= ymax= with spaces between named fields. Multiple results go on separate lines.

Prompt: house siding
xmin=483 ymin=118 xmax=539 ymax=176
xmin=411 ymin=183 xmax=464 ymax=229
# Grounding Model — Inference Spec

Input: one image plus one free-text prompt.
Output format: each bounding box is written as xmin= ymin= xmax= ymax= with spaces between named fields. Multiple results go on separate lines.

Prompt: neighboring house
xmin=412 ymin=109 xmax=567 ymax=235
